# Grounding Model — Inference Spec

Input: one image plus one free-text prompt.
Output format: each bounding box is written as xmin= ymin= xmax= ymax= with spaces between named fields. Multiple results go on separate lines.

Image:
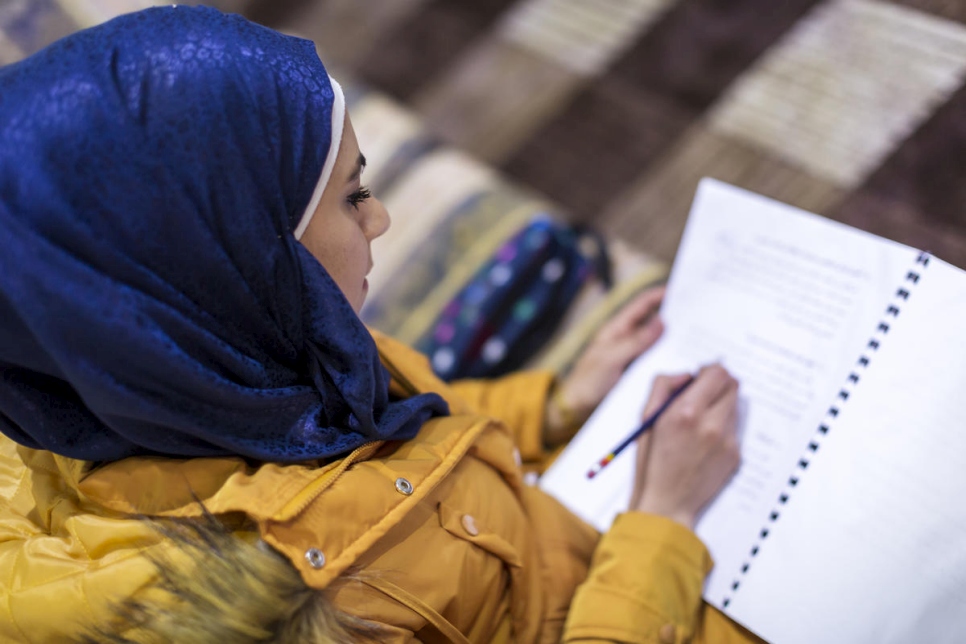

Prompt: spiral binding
xmin=721 ymin=251 xmax=931 ymax=609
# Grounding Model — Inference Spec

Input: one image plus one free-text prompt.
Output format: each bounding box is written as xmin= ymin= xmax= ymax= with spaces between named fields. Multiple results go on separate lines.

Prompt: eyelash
xmin=347 ymin=186 xmax=372 ymax=209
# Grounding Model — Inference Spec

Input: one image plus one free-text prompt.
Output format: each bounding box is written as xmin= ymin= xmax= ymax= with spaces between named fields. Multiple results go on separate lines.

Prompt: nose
xmin=367 ymin=196 xmax=391 ymax=241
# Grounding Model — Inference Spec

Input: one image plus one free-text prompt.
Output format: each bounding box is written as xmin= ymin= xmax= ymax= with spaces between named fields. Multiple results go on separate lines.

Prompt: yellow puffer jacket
xmin=0 ymin=331 xmax=761 ymax=643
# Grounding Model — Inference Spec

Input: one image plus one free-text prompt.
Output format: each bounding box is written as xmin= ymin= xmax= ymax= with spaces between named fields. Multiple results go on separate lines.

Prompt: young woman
xmin=0 ymin=7 xmax=760 ymax=642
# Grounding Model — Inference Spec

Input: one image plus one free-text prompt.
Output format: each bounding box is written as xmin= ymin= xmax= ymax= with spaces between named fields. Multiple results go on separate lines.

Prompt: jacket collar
xmin=53 ymin=331 xmax=521 ymax=585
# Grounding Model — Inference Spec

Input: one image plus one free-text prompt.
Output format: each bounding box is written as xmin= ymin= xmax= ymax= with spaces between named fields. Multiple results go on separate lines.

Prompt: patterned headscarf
xmin=0 ymin=6 xmax=448 ymax=462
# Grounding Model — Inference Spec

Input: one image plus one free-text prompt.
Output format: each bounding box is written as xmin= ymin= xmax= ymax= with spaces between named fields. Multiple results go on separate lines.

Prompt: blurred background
xmin=279 ymin=0 xmax=966 ymax=273
xmin=3 ymin=0 xmax=966 ymax=271
xmin=4 ymin=0 xmax=966 ymax=379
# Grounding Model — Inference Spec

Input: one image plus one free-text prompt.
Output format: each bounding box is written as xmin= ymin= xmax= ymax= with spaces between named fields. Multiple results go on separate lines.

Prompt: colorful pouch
xmin=417 ymin=215 xmax=610 ymax=380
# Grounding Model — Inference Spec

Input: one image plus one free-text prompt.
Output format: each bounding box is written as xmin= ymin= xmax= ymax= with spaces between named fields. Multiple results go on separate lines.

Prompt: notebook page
xmin=539 ymin=179 xmax=919 ymax=605
xmin=726 ymin=257 xmax=966 ymax=644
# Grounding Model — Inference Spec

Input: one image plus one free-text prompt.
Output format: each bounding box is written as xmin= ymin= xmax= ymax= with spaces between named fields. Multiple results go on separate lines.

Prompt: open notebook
xmin=540 ymin=179 xmax=966 ymax=644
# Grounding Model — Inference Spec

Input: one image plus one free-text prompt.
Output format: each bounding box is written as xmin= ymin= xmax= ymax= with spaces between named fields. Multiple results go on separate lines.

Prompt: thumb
xmin=641 ymin=372 xmax=692 ymax=419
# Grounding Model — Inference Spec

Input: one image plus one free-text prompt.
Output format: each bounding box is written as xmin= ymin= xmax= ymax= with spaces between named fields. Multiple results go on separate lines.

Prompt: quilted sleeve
xmin=564 ymin=512 xmax=764 ymax=644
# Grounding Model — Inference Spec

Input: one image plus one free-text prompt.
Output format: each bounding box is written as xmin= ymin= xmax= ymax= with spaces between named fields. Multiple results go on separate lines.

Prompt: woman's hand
xmin=630 ymin=365 xmax=741 ymax=529
xmin=545 ymin=286 xmax=666 ymax=447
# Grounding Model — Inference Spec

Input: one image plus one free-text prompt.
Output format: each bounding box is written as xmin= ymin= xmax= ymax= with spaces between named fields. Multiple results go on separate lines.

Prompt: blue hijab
xmin=0 ymin=6 xmax=448 ymax=462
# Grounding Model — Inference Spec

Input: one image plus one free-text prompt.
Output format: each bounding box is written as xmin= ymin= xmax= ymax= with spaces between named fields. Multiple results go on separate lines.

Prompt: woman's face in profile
xmin=299 ymin=115 xmax=390 ymax=313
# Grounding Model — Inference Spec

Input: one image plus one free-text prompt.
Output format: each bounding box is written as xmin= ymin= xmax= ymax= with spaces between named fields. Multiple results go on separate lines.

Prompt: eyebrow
xmin=348 ymin=153 xmax=367 ymax=182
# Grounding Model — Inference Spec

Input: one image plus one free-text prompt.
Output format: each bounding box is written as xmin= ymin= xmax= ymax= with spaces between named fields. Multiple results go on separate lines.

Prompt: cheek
xmin=334 ymin=230 xmax=370 ymax=284
xmin=347 ymin=230 xmax=369 ymax=266
xmin=301 ymin=214 xmax=371 ymax=297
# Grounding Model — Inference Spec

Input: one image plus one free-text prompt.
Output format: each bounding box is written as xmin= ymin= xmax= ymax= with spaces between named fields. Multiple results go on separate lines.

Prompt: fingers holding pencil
xmin=630 ymin=364 xmax=742 ymax=529
xmin=641 ymin=372 xmax=694 ymax=418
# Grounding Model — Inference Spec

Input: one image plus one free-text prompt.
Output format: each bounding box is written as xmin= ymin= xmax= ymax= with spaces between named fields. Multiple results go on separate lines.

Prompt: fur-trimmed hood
xmin=86 ymin=515 xmax=375 ymax=643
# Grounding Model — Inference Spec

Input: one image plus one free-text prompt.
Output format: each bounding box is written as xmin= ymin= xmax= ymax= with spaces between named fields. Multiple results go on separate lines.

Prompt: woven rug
xmin=266 ymin=0 xmax=966 ymax=269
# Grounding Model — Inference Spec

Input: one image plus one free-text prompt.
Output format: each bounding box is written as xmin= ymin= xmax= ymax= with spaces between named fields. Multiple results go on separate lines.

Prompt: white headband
xmin=293 ymin=76 xmax=346 ymax=240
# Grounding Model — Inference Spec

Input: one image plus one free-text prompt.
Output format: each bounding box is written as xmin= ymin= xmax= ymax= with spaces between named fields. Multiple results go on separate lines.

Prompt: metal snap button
xmin=658 ymin=623 xmax=676 ymax=644
xmin=394 ymin=477 xmax=414 ymax=495
xmin=304 ymin=548 xmax=325 ymax=569
xmin=461 ymin=514 xmax=479 ymax=536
